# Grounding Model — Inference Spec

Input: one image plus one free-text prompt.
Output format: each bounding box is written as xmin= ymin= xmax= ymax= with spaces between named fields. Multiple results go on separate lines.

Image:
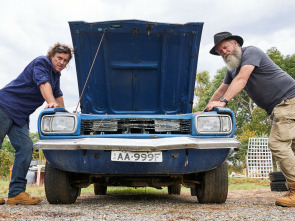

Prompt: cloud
xmin=0 ymin=0 xmax=294 ymax=132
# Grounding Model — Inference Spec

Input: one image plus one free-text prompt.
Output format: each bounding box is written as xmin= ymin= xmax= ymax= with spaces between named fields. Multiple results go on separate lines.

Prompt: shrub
xmin=2 ymin=137 xmax=15 ymax=154
xmin=0 ymin=149 xmax=14 ymax=178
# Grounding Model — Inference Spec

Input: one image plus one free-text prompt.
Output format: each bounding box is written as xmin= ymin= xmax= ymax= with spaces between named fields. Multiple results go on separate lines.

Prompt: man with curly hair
xmin=0 ymin=43 xmax=72 ymax=205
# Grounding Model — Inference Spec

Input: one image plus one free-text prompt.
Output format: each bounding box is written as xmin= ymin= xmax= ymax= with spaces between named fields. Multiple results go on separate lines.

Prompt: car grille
xmin=80 ymin=118 xmax=191 ymax=135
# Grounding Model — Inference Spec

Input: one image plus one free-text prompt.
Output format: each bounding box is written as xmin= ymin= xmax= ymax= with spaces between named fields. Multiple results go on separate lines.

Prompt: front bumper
xmin=34 ymin=137 xmax=240 ymax=151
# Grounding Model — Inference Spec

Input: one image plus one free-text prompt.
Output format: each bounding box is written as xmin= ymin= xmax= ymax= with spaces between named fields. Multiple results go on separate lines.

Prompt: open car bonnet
xmin=69 ymin=20 xmax=203 ymax=114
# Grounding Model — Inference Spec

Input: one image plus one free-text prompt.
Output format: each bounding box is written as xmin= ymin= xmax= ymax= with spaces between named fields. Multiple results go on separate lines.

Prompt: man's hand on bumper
xmin=45 ymin=102 xmax=59 ymax=109
xmin=205 ymin=101 xmax=226 ymax=111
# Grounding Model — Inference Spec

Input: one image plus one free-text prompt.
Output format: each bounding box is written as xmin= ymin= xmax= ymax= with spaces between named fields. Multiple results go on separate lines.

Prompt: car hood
xmin=69 ymin=20 xmax=203 ymax=114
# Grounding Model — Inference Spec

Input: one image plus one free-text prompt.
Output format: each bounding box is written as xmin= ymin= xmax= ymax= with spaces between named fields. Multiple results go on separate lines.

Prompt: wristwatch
xmin=219 ymin=97 xmax=228 ymax=106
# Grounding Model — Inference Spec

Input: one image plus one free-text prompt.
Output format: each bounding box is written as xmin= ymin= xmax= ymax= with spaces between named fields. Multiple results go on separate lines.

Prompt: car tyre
xmin=168 ymin=184 xmax=181 ymax=195
xmin=269 ymin=171 xmax=286 ymax=182
xmin=270 ymin=181 xmax=288 ymax=192
xmin=194 ymin=162 xmax=228 ymax=204
xmin=45 ymin=161 xmax=80 ymax=204
xmin=94 ymin=183 xmax=107 ymax=195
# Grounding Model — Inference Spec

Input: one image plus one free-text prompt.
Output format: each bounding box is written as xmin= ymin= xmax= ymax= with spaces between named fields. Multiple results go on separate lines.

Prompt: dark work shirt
xmin=223 ymin=46 xmax=295 ymax=115
xmin=0 ymin=56 xmax=63 ymax=127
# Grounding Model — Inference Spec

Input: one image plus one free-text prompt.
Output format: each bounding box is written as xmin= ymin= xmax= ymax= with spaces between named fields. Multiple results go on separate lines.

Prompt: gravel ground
xmin=1 ymin=189 xmax=295 ymax=220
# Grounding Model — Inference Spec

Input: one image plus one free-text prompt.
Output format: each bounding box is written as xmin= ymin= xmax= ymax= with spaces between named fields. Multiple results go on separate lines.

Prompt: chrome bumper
xmin=34 ymin=137 xmax=240 ymax=151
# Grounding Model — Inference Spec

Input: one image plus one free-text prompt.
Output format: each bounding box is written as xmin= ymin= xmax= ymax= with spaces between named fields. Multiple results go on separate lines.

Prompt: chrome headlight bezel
xmin=41 ymin=114 xmax=78 ymax=134
xmin=195 ymin=114 xmax=232 ymax=134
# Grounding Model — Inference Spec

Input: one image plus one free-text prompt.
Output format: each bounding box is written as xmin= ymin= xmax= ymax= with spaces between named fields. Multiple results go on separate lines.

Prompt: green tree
xmin=1 ymin=137 xmax=14 ymax=153
xmin=0 ymin=149 xmax=14 ymax=178
xmin=195 ymin=67 xmax=227 ymax=112
xmin=239 ymin=107 xmax=271 ymax=136
xmin=194 ymin=71 xmax=211 ymax=107
xmin=228 ymin=129 xmax=256 ymax=167
xmin=267 ymin=47 xmax=295 ymax=79
xmin=229 ymin=107 xmax=271 ymax=166
xmin=267 ymin=47 xmax=284 ymax=67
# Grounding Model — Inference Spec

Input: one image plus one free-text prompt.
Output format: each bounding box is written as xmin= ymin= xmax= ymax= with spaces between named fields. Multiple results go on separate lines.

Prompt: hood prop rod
xmin=74 ymin=31 xmax=106 ymax=113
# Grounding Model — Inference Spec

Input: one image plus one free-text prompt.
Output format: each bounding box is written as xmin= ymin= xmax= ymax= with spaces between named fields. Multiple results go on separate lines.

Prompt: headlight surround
xmin=195 ymin=114 xmax=232 ymax=134
xmin=41 ymin=114 xmax=77 ymax=134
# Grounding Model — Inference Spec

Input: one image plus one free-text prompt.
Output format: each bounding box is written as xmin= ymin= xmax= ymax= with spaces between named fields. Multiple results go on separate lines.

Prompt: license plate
xmin=111 ymin=151 xmax=162 ymax=162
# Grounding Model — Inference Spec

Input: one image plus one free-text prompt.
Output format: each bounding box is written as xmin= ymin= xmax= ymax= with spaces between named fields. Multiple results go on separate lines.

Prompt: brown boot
xmin=7 ymin=192 xmax=40 ymax=205
xmin=275 ymin=182 xmax=295 ymax=207
xmin=0 ymin=198 xmax=5 ymax=205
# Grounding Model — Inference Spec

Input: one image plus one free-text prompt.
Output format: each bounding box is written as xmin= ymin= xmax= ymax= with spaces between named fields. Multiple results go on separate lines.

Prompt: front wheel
xmin=44 ymin=162 xmax=80 ymax=204
xmin=193 ymin=162 xmax=228 ymax=204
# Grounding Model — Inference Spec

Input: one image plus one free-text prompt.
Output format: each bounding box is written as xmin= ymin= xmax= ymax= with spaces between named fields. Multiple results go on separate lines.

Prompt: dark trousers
xmin=0 ymin=107 xmax=33 ymax=198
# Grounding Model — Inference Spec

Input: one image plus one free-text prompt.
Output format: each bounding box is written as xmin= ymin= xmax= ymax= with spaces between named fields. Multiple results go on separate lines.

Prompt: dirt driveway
xmin=1 ymin=189 xmax=295 ymax=220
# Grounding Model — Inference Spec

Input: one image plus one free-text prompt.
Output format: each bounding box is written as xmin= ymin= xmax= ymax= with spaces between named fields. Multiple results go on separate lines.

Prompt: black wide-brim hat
xmin=210 ymin=32 xmax=243 ymax=56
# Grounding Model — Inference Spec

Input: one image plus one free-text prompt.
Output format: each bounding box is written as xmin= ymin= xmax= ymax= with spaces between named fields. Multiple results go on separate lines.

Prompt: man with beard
xmin=205 ymin=32 xmax=295 ymax=207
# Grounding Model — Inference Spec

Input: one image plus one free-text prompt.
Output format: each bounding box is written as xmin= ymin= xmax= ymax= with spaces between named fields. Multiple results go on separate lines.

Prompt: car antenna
xmin=74 ymin=30 xmax=106 ymax=113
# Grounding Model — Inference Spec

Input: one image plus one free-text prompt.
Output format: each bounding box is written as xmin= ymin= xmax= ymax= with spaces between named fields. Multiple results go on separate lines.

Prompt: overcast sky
xmin=1 ymin=0 xmax=295 ymax=132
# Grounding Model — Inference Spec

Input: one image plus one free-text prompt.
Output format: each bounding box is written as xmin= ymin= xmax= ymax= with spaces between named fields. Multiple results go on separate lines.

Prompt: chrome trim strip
xmin=34 ymin=137 xmax=240 ymax=151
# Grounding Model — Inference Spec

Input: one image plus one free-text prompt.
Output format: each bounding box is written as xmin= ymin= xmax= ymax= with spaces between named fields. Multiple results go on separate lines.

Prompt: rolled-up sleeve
xmin=53 ymin=79 xmax=63 ymax=98
xmin=33 ymin=58 xmax=51 ymax=87
xmin=32 ymin=56 xmax=63 ymax=98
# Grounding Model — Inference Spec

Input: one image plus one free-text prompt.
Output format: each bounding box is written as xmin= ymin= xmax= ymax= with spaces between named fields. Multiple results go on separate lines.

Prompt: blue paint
xmin=43 ymin=148 xmax=230 ymax=174
xmin=68 ymin=20 xmax=203 ymax=115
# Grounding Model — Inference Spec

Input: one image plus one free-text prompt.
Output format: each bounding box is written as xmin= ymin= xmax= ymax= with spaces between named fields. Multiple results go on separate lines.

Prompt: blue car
xmin=34 ymin=20 xmax=240 ymax=204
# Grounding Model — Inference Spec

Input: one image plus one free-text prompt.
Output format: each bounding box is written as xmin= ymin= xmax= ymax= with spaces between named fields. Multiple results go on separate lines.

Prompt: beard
xmin=223 ymin=47 xmax=242 ymax=71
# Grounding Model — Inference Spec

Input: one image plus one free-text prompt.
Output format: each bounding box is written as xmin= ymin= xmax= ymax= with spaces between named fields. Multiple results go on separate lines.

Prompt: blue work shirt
xmin=0 ymin=56 xmax=63 ymax=127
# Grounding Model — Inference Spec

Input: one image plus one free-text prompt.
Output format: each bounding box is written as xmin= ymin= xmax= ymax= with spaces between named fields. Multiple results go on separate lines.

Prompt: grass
xmin=0 ymin=177 xmax=270 ymax=198
xmin=229 ymin=177 xmax=270 ymax=190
